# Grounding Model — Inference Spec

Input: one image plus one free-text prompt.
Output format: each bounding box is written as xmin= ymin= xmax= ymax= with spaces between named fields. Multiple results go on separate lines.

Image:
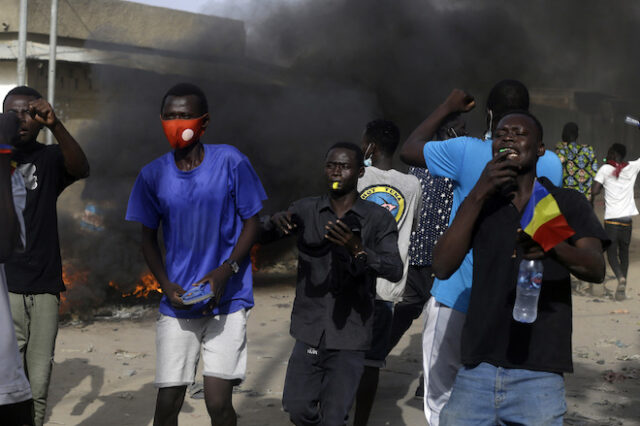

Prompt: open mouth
xmin=498 ymin=147 xmax=519 ymax=160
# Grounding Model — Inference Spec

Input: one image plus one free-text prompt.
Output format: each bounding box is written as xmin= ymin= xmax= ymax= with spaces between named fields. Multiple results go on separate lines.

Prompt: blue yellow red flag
xmin=520 ymin=180 xmax=575 ymax=251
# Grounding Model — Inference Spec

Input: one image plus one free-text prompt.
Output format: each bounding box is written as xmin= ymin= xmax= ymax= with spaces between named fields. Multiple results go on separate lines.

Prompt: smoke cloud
xmin=58 ymin=0 xmax=640 ymax=310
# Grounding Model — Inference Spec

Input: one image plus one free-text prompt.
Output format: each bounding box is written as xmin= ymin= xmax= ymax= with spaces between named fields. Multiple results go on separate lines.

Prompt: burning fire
xmin=60 ymin=263 xmax=89 ymax=314
xmin=251 ymin=244 xmax=260 ymax=272
xmin=109 ymin=273 xmax=162 ymax=298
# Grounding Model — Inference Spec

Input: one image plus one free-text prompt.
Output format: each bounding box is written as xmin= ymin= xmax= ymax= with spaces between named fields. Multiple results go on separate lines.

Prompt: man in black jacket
xmin=262 ymin=142 xmax=403 ymax=425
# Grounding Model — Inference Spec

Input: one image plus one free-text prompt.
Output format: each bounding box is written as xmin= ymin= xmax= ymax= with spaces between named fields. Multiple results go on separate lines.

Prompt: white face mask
xmin=363 ymin=144 xmax=374 ymax=167
xmin=484 ymin=110 xmax=493 ymax=141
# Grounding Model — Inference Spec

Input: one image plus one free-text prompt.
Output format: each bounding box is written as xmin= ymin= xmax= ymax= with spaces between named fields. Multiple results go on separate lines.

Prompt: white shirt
xmin=594 ymin=158 xmax=640 ymax=220
xmin=358 ymin=166 xmax=422 ymax=302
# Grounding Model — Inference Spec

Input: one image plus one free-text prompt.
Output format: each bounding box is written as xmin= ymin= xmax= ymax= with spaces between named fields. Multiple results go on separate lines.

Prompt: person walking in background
xmin=353 ymin=120 xmax=422 ymax=426
xmin=555 ymin=122 xmax=600 ymax=294
xmin=592 ymin=143 xmax=640 ymax=301
xmin=555 ymin=122 xmax=598 ymax=200
xmin=3 ymin=86 xmax=90 ymax=426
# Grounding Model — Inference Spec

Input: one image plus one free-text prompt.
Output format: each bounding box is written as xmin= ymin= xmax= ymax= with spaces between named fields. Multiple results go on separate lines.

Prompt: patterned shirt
xmin=555 ymin=141 xmax=598 ymax=199
xmin=408 ymin=167 xmax=454 ymax=266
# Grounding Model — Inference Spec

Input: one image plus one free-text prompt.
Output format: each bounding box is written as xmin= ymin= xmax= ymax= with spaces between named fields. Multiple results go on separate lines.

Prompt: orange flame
xmin=109 ymin=273 xmax=162 ymax=299
xmin=251 ymin=244 xmax=260 ymax=272
xmin=60 ymin=263 xmax=89 ymax=314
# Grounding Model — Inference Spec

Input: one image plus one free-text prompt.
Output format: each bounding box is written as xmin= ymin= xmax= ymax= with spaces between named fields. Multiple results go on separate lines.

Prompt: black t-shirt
xmin=462 ymin=177 xmax=610 ymax=373
xmin=6 ymin=143 xmax=77 ymax=294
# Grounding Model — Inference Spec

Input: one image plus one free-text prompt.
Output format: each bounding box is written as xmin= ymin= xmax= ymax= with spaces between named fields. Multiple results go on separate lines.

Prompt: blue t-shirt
xmin=424 ymin=136 xmax=562 ymax=312
xmin=125 ymin=144 xmax=267 ymax=318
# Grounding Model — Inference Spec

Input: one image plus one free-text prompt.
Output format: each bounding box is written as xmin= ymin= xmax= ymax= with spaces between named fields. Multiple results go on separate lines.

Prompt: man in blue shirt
xmin=399 ymin=80 xmax=562 ymax=426
xmin=126 ymin=83 xmax=266 ymax=426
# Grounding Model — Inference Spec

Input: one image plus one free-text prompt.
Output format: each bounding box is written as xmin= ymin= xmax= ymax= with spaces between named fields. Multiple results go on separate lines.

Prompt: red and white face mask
xmin=161 ymin=115 xmax=206 ymax=150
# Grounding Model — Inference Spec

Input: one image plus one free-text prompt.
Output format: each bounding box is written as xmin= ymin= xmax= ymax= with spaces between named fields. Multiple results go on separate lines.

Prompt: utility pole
xmin=46 ymin=0 xmax=58 ymax=144
xmin=17 ymin=0 xmax=27 ymax=85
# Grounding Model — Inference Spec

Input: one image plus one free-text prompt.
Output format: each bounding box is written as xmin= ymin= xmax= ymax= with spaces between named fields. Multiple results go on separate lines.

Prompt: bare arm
xmin=141 ymin=224 xmax=186 ymax=308
xmin=0 ymin=155 xmax=18 ymax=261
xmin=591 ymin=181 xmax=602 ymax=207
xmin=29 ymin=99 xmax=90 ymax=179
xmin=549 ymin=237 xmax=605 ymax=282
xmin=194 ymin=214 xmax=260 ymax=304
xmin=399 ymin=89 xmax=475 ymax=167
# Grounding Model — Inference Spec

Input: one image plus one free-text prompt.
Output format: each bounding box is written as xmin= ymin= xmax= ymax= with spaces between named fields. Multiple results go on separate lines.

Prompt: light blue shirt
xmin=424 ymin=136 xmax=563 ymax=312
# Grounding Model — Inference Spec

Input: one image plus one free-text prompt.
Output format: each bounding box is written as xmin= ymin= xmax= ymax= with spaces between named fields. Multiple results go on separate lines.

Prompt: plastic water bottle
xmin=512 ymin=259 xmax=544 ymax=323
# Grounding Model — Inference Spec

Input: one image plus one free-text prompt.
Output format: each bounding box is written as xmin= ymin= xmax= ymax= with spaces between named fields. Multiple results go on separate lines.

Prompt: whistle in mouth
xmin=332 ymin=182 xmax=339 ymax=190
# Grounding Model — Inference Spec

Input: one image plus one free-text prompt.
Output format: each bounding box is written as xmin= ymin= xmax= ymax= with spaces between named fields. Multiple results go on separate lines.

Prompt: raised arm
xmin=399 ymin=89 xmax=475 ymax=167
xmin=29 ymin=99 xmax=90 ymax=179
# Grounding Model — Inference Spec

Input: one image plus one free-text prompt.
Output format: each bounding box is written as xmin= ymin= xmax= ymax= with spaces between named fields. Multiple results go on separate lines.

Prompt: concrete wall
xmin=0 ymin=0 xmax=246 ymax=57
xmin=0 ymin=60 xmax=18 ymax=103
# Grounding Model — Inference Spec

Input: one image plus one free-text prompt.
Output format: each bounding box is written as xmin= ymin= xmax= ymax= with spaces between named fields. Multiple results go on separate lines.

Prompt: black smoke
xmin=58 ymin=0 xmax=640 ymax=310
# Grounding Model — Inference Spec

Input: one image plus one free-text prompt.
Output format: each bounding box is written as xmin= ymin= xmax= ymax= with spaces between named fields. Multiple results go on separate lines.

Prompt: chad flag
xmin=520 ymin=180 xmax=575 ymax=252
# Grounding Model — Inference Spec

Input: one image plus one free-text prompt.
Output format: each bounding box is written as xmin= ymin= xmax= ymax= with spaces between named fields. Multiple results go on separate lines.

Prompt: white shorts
xmin=422 ymin=298 xmax=466 ymax=426
xmin=155 ymin=309 xmax=248 ymax=388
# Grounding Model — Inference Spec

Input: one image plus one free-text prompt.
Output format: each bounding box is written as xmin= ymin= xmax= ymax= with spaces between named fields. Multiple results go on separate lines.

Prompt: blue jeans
xmin=440 ymin=363 xmax=566 ymax=426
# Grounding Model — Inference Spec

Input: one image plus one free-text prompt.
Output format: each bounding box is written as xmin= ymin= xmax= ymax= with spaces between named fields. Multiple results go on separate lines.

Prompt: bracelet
xmin=0 ymin=144 xmax=13 ymax=155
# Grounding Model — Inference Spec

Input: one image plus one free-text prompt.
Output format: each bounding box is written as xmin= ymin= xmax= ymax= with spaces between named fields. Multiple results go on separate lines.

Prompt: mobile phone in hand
xmin=181 ymin=281 xmax=214 ymax=305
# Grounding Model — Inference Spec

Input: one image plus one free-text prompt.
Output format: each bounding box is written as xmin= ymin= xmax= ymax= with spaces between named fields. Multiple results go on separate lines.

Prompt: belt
xmin=604 ymin=220 xmax=632 ymax=226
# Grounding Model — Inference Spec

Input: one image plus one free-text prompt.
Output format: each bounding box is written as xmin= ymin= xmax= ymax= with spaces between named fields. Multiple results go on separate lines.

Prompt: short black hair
xmin=363 ymin=119 xmax=400 ymax=156
xmin=561 ymin=122 xmax=579 ymax=142
xmin=326 ymin=141 xmax=364 ymax=168
xmin=486 ymin=79 xmax=529 ymax=117
xmin=160 ymin=83 xmax=208 ymax=115
xmin=0 ymin=112 xmax=20 ymax=144
xmin=609 ymin=143 xmax=627 ymax=160
xmin=496 ymin=110 xmax=544 ymax=142
xmin=3 ymin=86 xmax=43 ymax=111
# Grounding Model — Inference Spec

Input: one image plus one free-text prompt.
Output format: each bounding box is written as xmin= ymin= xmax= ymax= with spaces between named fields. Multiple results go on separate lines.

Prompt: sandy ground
xmin=44 ymin=220 xmax=640 ymax=425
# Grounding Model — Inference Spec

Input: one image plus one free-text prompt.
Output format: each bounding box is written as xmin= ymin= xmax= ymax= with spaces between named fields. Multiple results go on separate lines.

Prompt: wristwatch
xmin=354 ymin=250 xmax=367 ymax=263
xmin=224 ymin=259 xmax=240 ymax=274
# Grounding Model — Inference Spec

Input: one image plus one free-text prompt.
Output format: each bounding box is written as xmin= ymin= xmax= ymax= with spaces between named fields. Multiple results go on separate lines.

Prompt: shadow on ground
xmin=363 ymin=332 xmax=424 ymax=426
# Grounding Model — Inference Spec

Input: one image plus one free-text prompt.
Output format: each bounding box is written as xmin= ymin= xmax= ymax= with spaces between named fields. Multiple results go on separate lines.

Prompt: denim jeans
xmin=440 ymin=362 xmax=566 ymax=426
